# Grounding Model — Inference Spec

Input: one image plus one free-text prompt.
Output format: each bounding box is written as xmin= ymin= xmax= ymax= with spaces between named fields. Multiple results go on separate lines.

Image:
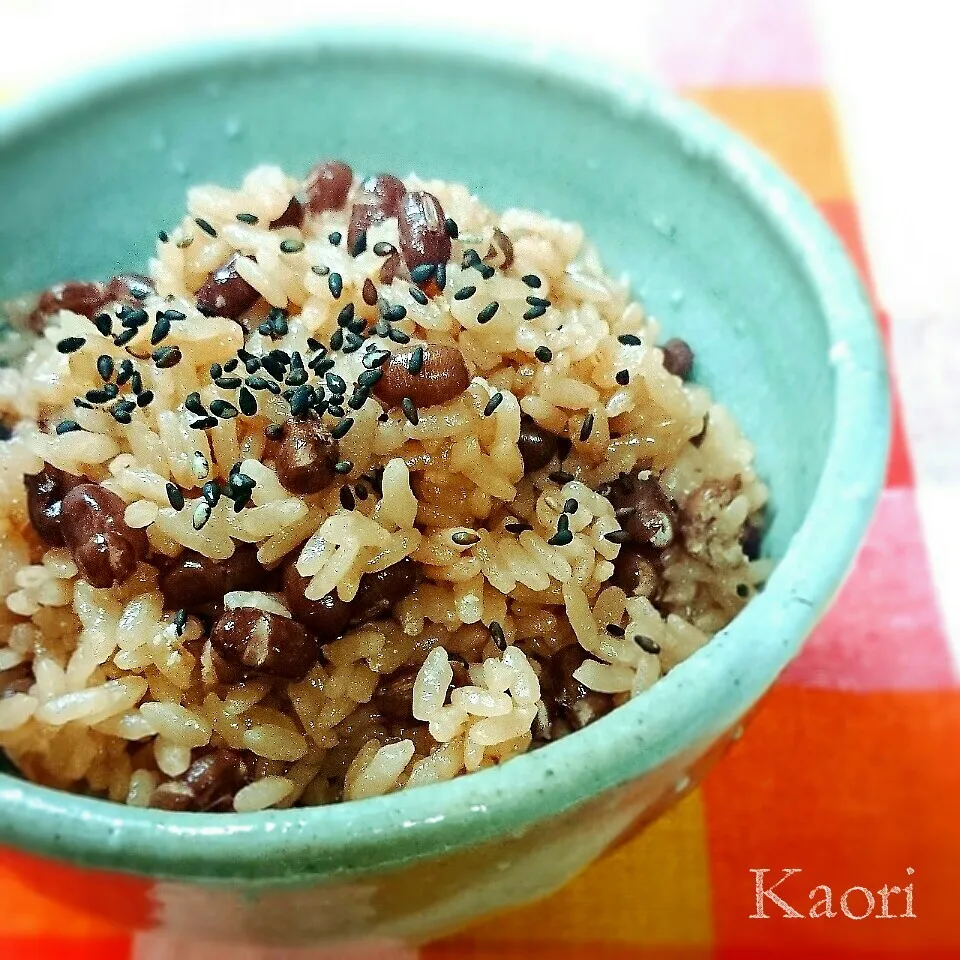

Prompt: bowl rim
xmin=0 ymin=26 xmax=889 ymax=883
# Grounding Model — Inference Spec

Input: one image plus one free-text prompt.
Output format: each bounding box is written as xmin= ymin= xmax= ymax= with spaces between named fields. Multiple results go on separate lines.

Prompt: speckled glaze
xmin=0 ymin=29 xmax=888 ymax=944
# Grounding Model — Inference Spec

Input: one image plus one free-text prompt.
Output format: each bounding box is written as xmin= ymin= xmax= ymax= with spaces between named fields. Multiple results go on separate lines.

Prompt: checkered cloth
xmin=1 ymin=1 xmax=956 ymax=957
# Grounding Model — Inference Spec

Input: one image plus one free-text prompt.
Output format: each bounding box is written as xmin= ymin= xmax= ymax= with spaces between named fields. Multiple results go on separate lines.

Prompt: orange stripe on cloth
xmin=685 ymin=89 xmax=852 ymax=202
xmin=703 ymin=686 xmax=960 ymax=955
xmin=0 ymin=937 xmax=131 ymax=959
xmin=434 ymin=790 xmax=711 ymax=951
xmin=0 ymin=849 xmax=139 ymax=937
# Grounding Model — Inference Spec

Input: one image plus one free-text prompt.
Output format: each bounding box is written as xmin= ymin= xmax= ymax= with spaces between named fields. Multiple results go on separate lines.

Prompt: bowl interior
xmin=2 ymin=44 xmax=828 ymax=558
xmin=0 ymin=33 xmax=887 ymax=881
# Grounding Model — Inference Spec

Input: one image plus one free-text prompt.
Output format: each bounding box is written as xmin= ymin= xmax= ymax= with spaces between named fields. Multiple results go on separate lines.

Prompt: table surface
xmin=0 ymin=0 xmax=957 ymax=957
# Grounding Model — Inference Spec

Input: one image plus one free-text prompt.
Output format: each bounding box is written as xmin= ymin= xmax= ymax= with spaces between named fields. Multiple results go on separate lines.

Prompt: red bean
xmin=60 ymin=484 xmax=149 ymax=588
xmin=483 ymin=227 xmax=514 ymax=270
xmin=378 ymin=250 xmax=409 ymax=285
xmin=350 ymin=558 xmax=422 ymax=624
xmin=610 ymin=544 xmax=661 ymax=597
xmin=372 ymin=344 xmax=470 ymax=410
xmin=161 ymin=545 xmax=268 ymax=610
xmin=273 ymin=415 xmax=339 ymax=495
xmin=347 ymin=174 xmax=406 ymax=252
xmin=0 ymin=663 xmax=33 ymax=700
xmin=27 ymin=282 xmax=107 ymax=331
xmin=210 ymin=606 xmax=319 ymax=680
xmin=517 ymin=415 xmax=559 ymax=473
xmin=538 ymin=645 xmax=615 ymax=735
xmin=151 ymin=748 xmax=252 ymax=812
xmin=305 ymin=160 xmax=353 ymax=215
xmin=269 ymin=197 xmax=305 ymax=230
xmin=23 ymin=465 xmax=85 ymax=545
xmin=397 ymin=191 xmax=451 ymax=271
xmin=282 ymin=563 xmax=352 ymax=637
xmin=601 ymin=472 xmax=678 ymax=550
xmin=195 ymin=254 xmax=261 ymax=319
xmin=661 ymin=337 xmax=694 ymax=380
xmin=104 ymin=274 xmax=156 ymax=305
xmin=370 ymin=669 xmax=417 ymax=722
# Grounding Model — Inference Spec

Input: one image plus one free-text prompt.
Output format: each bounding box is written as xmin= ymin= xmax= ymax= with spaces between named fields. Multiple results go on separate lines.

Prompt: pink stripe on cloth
xmin=651 ymin=0 xmax=823 ymax=85
xmin=782 ymin=487 xmax=957 ymax=691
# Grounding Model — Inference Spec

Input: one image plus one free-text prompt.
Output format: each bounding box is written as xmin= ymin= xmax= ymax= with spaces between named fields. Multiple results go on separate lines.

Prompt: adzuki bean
xmin=372 ymin=344 xmax=470 ymax=409
xmin=24 ymin=465 xmax=85 ymax=545
xmin=195 ymin=254 xmax=261 ymax=319
xmin=210 ymin=606 xmax=319 ymax=681
xmin=305 ymin=160 xmax=353 ymax=215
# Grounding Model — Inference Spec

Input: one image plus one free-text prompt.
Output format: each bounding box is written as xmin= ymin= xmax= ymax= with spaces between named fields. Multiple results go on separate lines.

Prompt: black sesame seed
xmin=153 ymin=346 xmax=182 ymax=368
xmin=606 ymin=623 xmax=626 ymax=637
xmin=184 ymin=393 xmax=205 ymax=416
xmin=334 ymin=459 xmax=353 ymax=475
xmin=350 ymin=230 xmax=367 ymax=257
xmin=504 ymin=521 xmax=531 ymax=534
xmin=280 ymin=238 xmax=305 ymax=254
xmin=325 ymin=372 xmax=347 ymax=393
xmin=618 ymin=334 xmax=643 ymax=347
xmin=56 ymin=337 xmax=86 ymax=354
xmin=236 ymin=212 xmax=259 ymax=225
xmin=336 ymin=303 xmax=355 ymax=328
xmin=236 ymin=386 xmax=257 ymax=416
xmin=372 ymin=241 xmax=395 ymax=256
xmin=202 ymin=481 xmax=221 ymax=507
xmin=383 ymin=303 xmax=407 ymax=322
xmin=557 ymin=514 xmax=570 ymax=534
xmin=113 ymin=328 xmax=138 ymax=347
xmin=209 ymin=399 xmax=238 ymax=419
xmin=374 ymin=318 xmax=390 ymax=337
xmin=214 ymin=376 xmax=242 ymax=390
xmin=209 ymin=362 xmax=224 ymax=379
xmin=93 ymin=313 xmax=113 ymax=336
xmin=193 ymin=502 xmax=213 ymax=529
xmin=604 ymin=529 xmax=632 ymax=544
xmin=401 ymin=397 xmax=419 ymax=425
xmin=174 ymin=609 xmax=188 ymax=634
xmin=483 ymin=392 xmax=503 ymax=416
xmin=527 ymin=296 xmax=551 ymax=310
xmin=194 ymin=217 xmax=217 ymax=237
xmin=579 ymin=412 xmax=595 ymax=442
xmin=409 ymin=263 xmax=435 ymax=284
xmin=84 ymin=388 xmax=112 ymax=404
xmin=260 ymin=355 xmax=286 ymax=380
xmin=476 ymin=301 xmax=499 ymax=324
xmin=407 ymin=346 xmax=424 ymax=375
xmin=330 ymin=417 xmax=354 ymax=439
xmin=289 ymin=386 xmax=313 ymax=417
xmin=355 ymin=484 xmax=368 ymax=501
xmin=244 ymin=357 xmax=262 ymax=374
xmin=524 ymin=305 xmax=548 ymax=321
xmin=150 ymin=316 xmax=171 ymax=345
xmin=444 ymin=217 xmax=459 ymax=238
xmin=347 ymin=389 xmax=368 ymax=411
xmin=96 ymin=355 xmax=114 ymax=381
xmin=161 ymin=309 xmax=186 ymax=323
xmin=131 ymin=372 xmax=145 ymax=395
xmin=615 ymin=369 xmax=630 ymax=386
xmin=549 ymin=469 xmax=575 ymax=484
xmin=270 ymin=313 xmax=288 ymax=337
xmin=116 ymin=359 xmax=133 ymax=385
xmin=339 ymin=486 xmax=356 ymax=511
xmin=362 ymin=350 xmax=391 ymax=370
xmin=328 ymin=273 xmax=343 ymax=299
xmin=635 ymin=635 xmax=661 ymax=655
xmin=73 ymin=399 xmax=94 ymax=410
xmin=329 ymin=328 xmax=344 ymax=351
xmin=534 ymin=346 xmax=553 ymax=363
xmin=245 ymin=376 xmax=270 ymax=391
xmin=310 ymin=357 xmax=335 ymax=376
xmin=223 ymin=358 xmax=239 ymax=373
xmin=136 ymin=391 xmax=154 ymax=408
xmin=454 ymin=285 xmax=476 ymax=301
xmin=55 ymin=420 xmax=81 ymax=434
xmin=736 ymin=583 xmax=750 ymax=599
xmin=284 ymin=369 xmax=308 ymax=387
xmin=563 ymin=498 xmax=579 ymax=514
xmin=311 ymin=264 xmax=330 ymax=277
xmin=388 ymin=327 xmax=411 ymax=344
xmin=166 ymin=482 xmax=185 ymax=510
xmin=462 ymin=249 xmax=481 ymax=268
xmin=548 ymin=529 xmax=573 ymax=547
xmin=176 ymin=237 xmax=194 ymax=249
xmin=118 ymin=306 xmax=149 ymax=327
xmin=229 ymin=473 xmax=256 ymax=492
xmin=327 ymin=404 xmax=345 ymax=418
xmin=489 ymin=621 xmax=507 ymax=651
xmin=328 ymin=231 xmax=342 ymax=246
xmin=357 ymin=368 xmax=383 ymax=389
xmin=477 ymin=263 xmax=495 ymax=280
xmin=158 ymin=230 xmax=170 ymax=243
xmin=342 ymin=331 xmax=364 ymax=353
xmin=190 ymin=417 xmax=217 ymax=430
xmin=435 ymin=262 xmax=447 ymax=290
xmin=521 ymin=274 xmax=542 ymax=288
xmin=110 ymin=405 xmax=133 ymax=425
xmin=409 ymin=286 xmax=429 ymax=305
xmin=452 ymin=530 xmax=480 ymax=546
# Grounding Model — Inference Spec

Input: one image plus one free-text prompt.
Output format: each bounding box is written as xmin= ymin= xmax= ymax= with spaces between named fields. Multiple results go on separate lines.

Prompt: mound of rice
xmin=0 ymin=163 xmax=771 ymax=812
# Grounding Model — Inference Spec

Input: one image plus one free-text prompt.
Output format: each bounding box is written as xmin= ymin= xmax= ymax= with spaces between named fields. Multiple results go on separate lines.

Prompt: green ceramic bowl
xmin=0 ymin=28 xmax=888 ymax=945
